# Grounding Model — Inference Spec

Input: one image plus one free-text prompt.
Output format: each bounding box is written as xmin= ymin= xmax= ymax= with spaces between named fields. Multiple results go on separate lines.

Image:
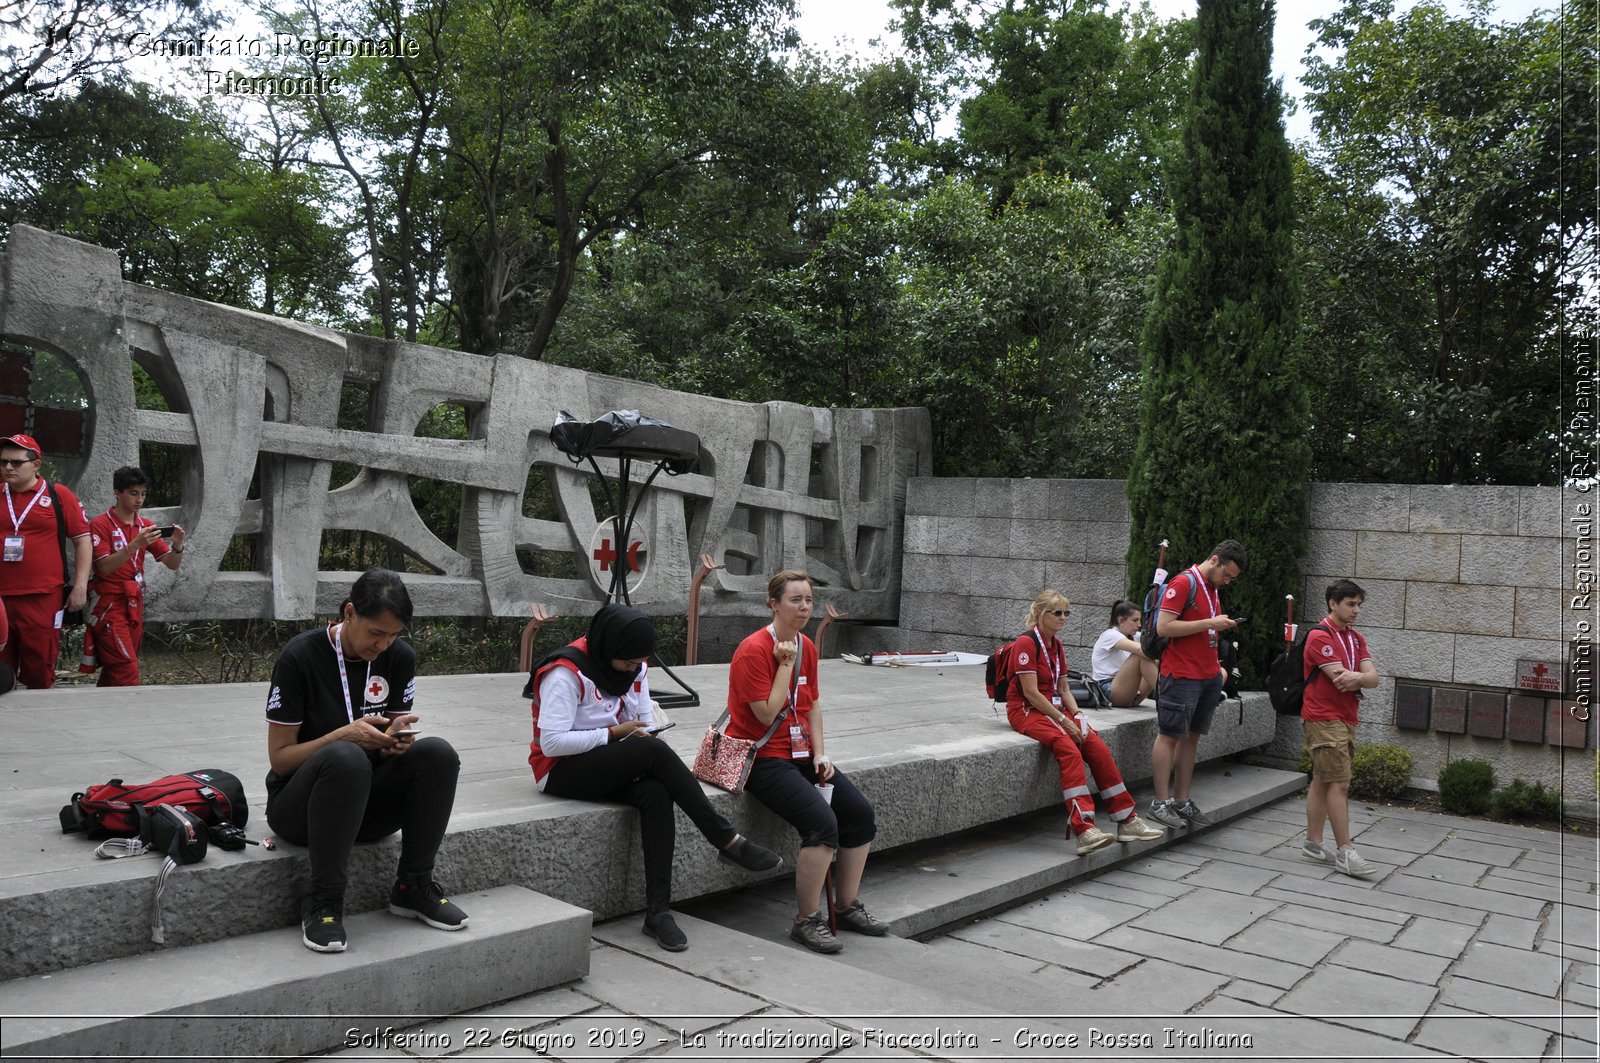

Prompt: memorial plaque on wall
xmin=1432 ymin=687 xmax=1467 ymax=734
xmin=1468 ymin=691 xmax=1506 ymax=739
xmin=1394 ymin=683 xmax=1431 ymax=731
xmin=1515 ymin=658 xmax=1566 ymax=695
xmin=1549 ymin=702 xmax=1588 ymax=749
xmin=1505 ymin=695 xmax=1545 ymax=744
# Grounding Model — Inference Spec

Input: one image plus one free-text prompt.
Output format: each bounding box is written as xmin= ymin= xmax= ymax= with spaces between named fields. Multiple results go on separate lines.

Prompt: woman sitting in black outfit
xmin=527 ymin=603 xmax=781 ymax=951
xmin=265 ymin=568 xmax=466 ymax=953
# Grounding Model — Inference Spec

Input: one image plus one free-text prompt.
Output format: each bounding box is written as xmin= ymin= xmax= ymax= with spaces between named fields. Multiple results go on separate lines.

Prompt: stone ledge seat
xmin=0 ymin=662 xmax=1277 ymax=984
xmin=0 ymin=885 xmax=591 ymax=1063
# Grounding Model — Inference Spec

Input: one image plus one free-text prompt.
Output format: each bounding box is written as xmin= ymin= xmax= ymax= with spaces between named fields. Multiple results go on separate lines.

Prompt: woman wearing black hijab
xmin=527 ymin=603 xmax=781 ymax=950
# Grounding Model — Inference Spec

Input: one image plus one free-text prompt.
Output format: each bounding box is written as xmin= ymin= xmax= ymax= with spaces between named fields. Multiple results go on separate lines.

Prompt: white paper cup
xmin=815 ymin=783 xmax=834 ymax=805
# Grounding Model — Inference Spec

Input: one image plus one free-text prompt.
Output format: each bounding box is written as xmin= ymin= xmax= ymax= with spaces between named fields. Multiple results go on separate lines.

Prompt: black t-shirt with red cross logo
xmin=264 ymin=623 xmax=416 ymax=794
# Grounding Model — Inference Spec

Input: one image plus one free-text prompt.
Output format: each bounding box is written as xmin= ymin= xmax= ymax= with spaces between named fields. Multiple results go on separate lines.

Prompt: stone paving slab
xmin=1389 ymin=916 xmax=1482 ymax=958
xmin=1410 ymin=1006 xmax=1555 ymax=1063
xmin=1273 ymin=964 xmax=1438 ymax=1039
xmin=1329 ymin=940 xmax=1453 ymax=986
xmin=1224 ymin=917 xmax=1346 ymax=967
xmin=1128 ymin=888 xmax=1279 ymax=947
xmin=1454 ymin=940 xmax=1570 ymax=996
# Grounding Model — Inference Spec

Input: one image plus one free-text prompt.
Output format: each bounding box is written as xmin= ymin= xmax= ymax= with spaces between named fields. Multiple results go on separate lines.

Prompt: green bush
xmin=1438 ymin=758 xmax=1496 ymax=816
xmin=1492 ymin=778 xmax=1564 ymax=822
xmin=1350 ymin=744 xmax=1413 ymax=800
xmin=1297 ymin=748 xmax=1313 ymax=775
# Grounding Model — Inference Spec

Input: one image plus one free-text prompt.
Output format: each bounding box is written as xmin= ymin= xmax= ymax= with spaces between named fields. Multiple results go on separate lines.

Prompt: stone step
xmin=686 ymin=761 xmax=1307 ymax=944
xmin=0 ymin=885 xmax=590 ymax=1063
xmin=589 ymin=910 xmax=1277 ymax=1060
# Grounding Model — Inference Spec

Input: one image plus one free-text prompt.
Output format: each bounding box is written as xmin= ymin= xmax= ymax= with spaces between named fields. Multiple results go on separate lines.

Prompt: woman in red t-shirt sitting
xmin=1004 ymin=589 xmax=1165 ymax=855
xmin=725 ymin=570 xmax=884 ymax=954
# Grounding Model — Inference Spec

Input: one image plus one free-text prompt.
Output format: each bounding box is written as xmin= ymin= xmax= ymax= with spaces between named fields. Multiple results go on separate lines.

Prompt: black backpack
xmin=1266 ymin=625 xmax=1315 ymax=715
xmin=1140 ymin=572 xmax=1198 ymax=659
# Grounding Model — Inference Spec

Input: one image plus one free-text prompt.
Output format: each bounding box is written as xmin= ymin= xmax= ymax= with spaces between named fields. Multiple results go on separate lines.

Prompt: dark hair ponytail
xmin=346 ymin=567 xmax=413 ymax=626
xmin=1110 ymin=599 xmax=1139 ymax=627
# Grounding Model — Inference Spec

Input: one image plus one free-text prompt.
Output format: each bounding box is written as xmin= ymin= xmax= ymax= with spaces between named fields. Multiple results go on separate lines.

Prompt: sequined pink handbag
xmin=691 ymin=707 xmax=787 ymax=794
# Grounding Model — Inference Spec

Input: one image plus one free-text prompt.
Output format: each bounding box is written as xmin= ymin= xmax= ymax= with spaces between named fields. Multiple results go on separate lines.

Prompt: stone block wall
xmin=893 ymin=477 xmax=1597 ymax=812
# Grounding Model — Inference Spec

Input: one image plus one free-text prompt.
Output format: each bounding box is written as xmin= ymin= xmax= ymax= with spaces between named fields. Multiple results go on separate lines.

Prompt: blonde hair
xmin=1024 ymin=588 xmax=1070 ymax=630
xmin=767 ymin=569 xmax=813 ymax=604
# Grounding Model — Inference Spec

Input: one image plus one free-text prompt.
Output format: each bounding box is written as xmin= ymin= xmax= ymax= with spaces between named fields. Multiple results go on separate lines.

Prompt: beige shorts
xmin=1304 ymin=719 xmax=1355 ymax=782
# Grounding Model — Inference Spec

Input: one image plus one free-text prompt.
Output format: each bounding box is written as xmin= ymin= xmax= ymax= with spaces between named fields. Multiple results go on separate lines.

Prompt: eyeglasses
xmin=1047 ymin=609 xmax=1071 ymax=618
xmin=0 ymin=459 xmax=32 ymax=468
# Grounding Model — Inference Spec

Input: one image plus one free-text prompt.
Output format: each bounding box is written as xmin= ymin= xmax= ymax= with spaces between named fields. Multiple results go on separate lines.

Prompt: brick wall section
xmin=896 ymin=478 xmax=1596 ymax=810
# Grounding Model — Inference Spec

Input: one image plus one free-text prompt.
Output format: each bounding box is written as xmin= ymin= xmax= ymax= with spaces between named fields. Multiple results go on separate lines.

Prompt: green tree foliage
xmin=1296 ymin=0 xmax=1593 ymax=485
xmin=947 ymin=0 xmax=1193 ymax=215
xmin=0 ymin=80 xmax=352 ymax=320
xmin=1124 ymin=0 xmax=1305 ymax=680
xmin=0 ymin=0 xmax=218 ymax=104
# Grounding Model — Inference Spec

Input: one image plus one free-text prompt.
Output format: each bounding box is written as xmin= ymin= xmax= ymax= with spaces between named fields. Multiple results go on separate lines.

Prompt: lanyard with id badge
xmin=3 ymin=482 xmax=43 ymax=563
xmin=770 ymin=625 xmax=811 ymax=758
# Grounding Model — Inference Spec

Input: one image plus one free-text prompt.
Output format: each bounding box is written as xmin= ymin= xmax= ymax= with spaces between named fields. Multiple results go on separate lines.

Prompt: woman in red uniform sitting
xmin=1004 ymin=589 xmax=1165 ymax=855
xmin=725 ymin=570 xmax=885 ymax=955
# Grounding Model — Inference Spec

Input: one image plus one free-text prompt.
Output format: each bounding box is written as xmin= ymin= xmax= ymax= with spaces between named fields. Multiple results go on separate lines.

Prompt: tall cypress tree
xmin=1124 ymin=0 xmax=1306 ymax=682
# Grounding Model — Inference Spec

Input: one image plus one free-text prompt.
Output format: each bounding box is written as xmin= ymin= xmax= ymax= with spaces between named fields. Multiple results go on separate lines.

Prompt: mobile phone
xmin=1230 ymin=616 xmax=1248 ymax=624
xmin=393 ymin=728 xmax=421 ymax=736
xmin=646 ymin=722 xmax=676 ymax=735
xmin=155 ymin=525 xmax=176 ymax=537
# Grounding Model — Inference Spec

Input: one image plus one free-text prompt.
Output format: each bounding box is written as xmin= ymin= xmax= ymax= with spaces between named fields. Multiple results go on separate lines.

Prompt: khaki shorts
xmin=1304 ymin=719 xmax=1355 ymax=782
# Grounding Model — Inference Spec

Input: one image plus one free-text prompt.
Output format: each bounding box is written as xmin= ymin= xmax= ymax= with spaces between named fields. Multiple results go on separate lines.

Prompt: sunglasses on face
xmin=0 ymin=459 xmax=32 ymax=468
xmin=1046 ymin=609 xmax=1070 ymax=618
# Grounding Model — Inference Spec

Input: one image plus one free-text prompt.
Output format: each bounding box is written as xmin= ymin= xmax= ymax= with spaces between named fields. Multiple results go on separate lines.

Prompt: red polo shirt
xmin=0 ymin=479 xmax=89 ymax=596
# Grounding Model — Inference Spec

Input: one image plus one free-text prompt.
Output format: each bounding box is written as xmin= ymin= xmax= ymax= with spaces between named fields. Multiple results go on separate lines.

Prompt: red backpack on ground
xmin=59 ymin=769 xmax=248 ymax=838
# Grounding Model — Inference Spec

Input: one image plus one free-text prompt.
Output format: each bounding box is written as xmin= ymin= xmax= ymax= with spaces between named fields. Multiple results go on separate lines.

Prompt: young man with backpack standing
xmin=0 ymin=434 xmax=90 ymax=688
xmin=1301 ymin=579 xmax=1380 ymax=877
xmin=1147 ymin=539 xmax=1245 ymax=831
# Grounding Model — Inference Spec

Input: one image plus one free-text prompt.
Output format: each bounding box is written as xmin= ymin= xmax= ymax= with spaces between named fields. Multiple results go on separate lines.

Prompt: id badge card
xmin=1207 ymin=629 xmax=1218 ymax=648
xmin=789 ymin=723 xmax=811 ymax=758
xmin=1050 ymin=695 xmax=1062 ymax=707
xmin=2 ymin=536 xmax=21 ymax=562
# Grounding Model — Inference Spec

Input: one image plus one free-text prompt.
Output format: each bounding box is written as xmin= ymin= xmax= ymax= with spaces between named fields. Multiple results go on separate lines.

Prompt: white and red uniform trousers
xmin=1006 ymin=705 xmax=1138 ymax=835
xmin=1003 ymin=630 xmax=1136 ymax=836
xmin=82 ymin=580 xmax=145 ymax=686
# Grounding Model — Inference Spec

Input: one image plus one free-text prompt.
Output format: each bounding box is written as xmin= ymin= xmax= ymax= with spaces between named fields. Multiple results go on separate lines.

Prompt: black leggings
xmin=745 ymin=757 xmax=876 ymax=850
xmin=543 ymin=734 xmax=737 ymax=911
xmin=266 ymin=737 xmax=460 ymax=896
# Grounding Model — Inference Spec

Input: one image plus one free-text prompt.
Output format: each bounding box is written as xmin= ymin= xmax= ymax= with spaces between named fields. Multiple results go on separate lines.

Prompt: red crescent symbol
xmin=626 ymin=541 xmax=644 ymax=572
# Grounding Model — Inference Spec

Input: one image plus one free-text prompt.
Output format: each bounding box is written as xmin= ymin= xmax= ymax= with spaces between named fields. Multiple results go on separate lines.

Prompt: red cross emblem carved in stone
xmin=592 ymin=537 xmax=644 ymax=573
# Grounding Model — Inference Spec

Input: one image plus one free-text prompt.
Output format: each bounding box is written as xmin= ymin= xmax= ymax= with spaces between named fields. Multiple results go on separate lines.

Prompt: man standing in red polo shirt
xmin=1147 ymin=538 xmax=1246 ymax=831
xmin=84 ymin=466 xmax=186 ymax=686
xmin=0 ymin=434 xmax=90 ymax=688
xmin=1301 ymin=579 xmax=1381 ymax=877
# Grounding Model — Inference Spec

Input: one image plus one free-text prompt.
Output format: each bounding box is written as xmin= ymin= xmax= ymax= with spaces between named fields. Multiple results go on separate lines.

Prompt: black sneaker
xmin=1146 ymin=799 xmax=1186 ymax=830
xmin=301 ymin=893 xmax=347 ymax=953
xmin=1173 ymin=799 xmax=1215 ymax=828
xmin=643 ymin=911 xmax=689 ymax=952
xmin=833 ymin=899 xmax=888 ymax=936
xmin=789 ymin=911 xmax=843 ymax=954
xmin=389 ymin=878 xmax=469 ymax=931
xmin=718 ymin=835 xmax=783 ymax=872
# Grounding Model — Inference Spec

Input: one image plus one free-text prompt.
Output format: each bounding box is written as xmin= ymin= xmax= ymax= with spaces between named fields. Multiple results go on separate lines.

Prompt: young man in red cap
xmin=84 ymin=466 xmax=186 ymax=685
xmin=0 ymin=434 xmax=90 ymax=688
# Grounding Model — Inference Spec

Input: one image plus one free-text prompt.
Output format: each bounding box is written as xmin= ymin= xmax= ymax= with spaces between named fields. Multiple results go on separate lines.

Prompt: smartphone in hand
xmin=646 ymin=721 xmax=676 ymax=735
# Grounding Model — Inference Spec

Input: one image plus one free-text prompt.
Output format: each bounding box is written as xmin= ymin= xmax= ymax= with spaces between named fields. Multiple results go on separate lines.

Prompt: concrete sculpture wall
xmin=0 ymin=225 xmax=931 ymax=621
